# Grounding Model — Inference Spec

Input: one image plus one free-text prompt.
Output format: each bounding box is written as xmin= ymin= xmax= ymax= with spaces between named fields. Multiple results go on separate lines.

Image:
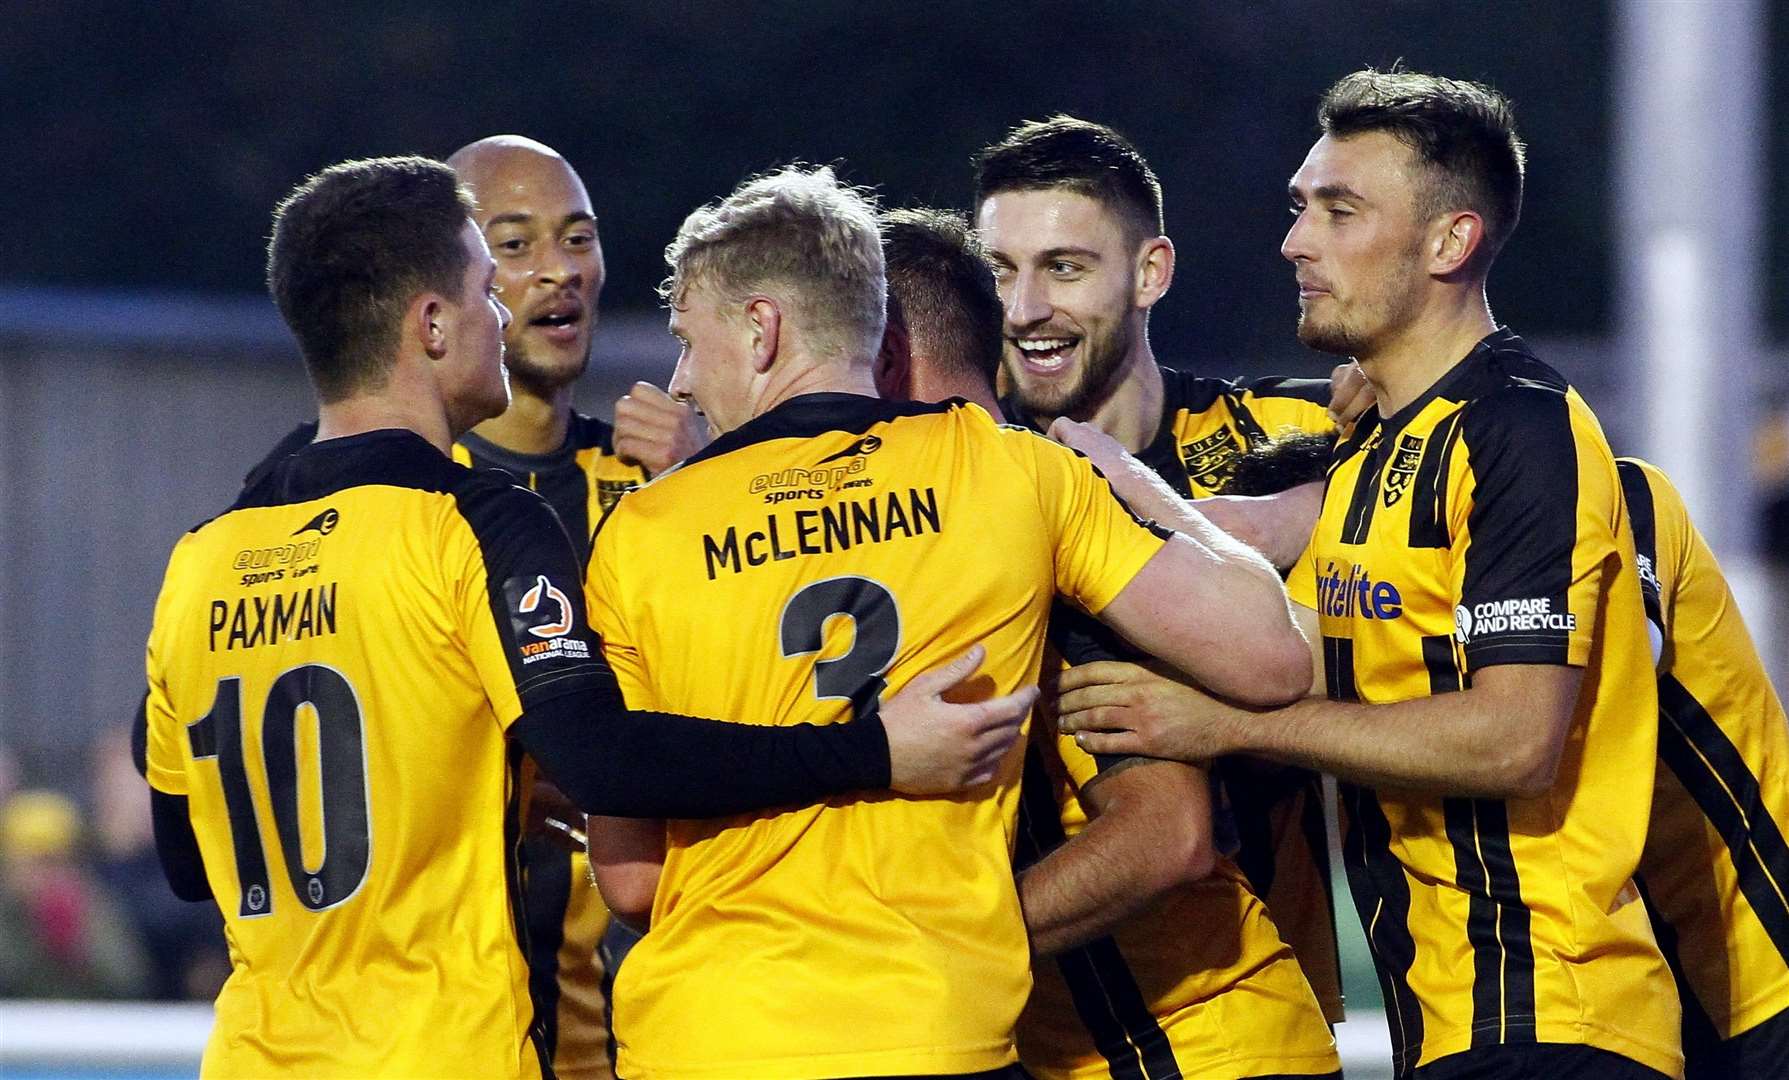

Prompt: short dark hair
xmin=973 ymin=115 xmax=1164 ymax=240
xmin=1318 ymin=68 xmax=1526 ymax=274
xmin=266 ymin=156 xmax=476 ymax=402
xmin=880 ymin=208 xmax=1003 ymax=386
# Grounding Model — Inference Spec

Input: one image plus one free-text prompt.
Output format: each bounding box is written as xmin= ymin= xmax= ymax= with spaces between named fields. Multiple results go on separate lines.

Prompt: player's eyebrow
xmin=1037 ymin=246 xmax=1102 ymax=263
xmin=1312 ymin=183 xmax=1366 ymax=203
xmin=486 ymin=211 xmax=532 ymax=228
xmin=561 ymin=211 xmax=596 ymax=229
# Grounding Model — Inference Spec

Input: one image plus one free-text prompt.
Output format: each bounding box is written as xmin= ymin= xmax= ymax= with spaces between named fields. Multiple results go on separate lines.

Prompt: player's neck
xmin=1083 ymin=344 xmax=1165 ymax=455
xmin=316 ymin=395 xmax=453 ymax=456
xmin=1359 ymin=289 xmax=1496 ymax=419
xmin=907 ymin=361 xmax=1002 ymax=415
xmin=755 ymin=358 xmax=880 ymax=417
xmin=468 ymin=381 xmax=573 ymax=455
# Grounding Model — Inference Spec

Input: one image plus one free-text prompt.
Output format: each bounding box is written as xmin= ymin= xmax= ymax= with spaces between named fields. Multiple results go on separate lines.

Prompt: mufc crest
xmin=1180 ymin=428 xmax=1242 ymax=491
xmin=1382 ymin=433 xmax=1424 ymax=507
xmin=596 ymin=478 xmax=638 ymax=513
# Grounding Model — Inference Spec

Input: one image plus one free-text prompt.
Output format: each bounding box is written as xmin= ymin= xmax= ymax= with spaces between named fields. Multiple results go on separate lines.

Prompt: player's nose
xmin=1003 ymin=269 xmax=1051 ymax=330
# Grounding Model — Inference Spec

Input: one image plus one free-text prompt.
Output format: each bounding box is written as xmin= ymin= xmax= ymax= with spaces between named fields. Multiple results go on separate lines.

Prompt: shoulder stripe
xmin=1657 ymin=676 xmax=1789 ymax=964
xmin=1014 ymin=746 xmax=1178 ymax=1077
xmin=1338 ymin=436 xmax=1387 ymax=546
xmin=1408 ymin=410 xmax=1465 ymax=550
xmin=682 ymin=393 xmax=956 ymax=470
xmin=1342 ymin=783 xmax=1425 ymax=1074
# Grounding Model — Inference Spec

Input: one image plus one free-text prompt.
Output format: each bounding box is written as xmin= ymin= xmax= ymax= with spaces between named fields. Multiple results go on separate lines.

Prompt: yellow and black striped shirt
xmin=1006 ymin=368 xmax=1346 ymax=1027
xmin=1287 ymin=330 xmax=1680 ymax=1078
xmin=1619 ymin=458 xmax=1789 ymax=1063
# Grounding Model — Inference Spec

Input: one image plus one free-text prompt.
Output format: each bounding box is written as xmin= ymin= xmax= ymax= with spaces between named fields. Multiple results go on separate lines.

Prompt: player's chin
xmin=506 ymin=339 xmax=590 ymax=386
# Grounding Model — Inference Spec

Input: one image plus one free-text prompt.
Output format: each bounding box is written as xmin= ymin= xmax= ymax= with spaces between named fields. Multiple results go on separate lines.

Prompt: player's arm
xmin=140 ymin=633 xmax=213 ymax=902
xmin=1033 ymin=421 xmax=1309 ymax=706
xmin=1059 ymin=622 xmax=1580 ymax=799
xmin=1018 ymin=754 xmax=1214 ymax=956
xmin=1052 ymin=417 xmax=1323 ymax=571
xmin=586 ymin=815 xmax=663 ymax=932
xmin=1062 ymin=388 xmax=1606 ymax=800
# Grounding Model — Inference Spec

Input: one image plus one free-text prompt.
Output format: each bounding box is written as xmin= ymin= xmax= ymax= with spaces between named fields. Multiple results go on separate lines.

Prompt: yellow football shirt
xmin=1014 ymin=723 xmax=1341 ymax=1080
xmin=586 ymin=393 xmax=1168 ymax=1080
xmin=1619 ymin=458 xmax=1789 ymax=1057
xmin=1286 ymin=330 xmax=1680 ymax=1077
xmin=145 ymin=429 xmax=609 ymax=1079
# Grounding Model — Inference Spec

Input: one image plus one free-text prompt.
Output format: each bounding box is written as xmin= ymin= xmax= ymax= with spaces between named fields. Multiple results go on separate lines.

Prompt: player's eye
xmin=565 ymin=232 xmax=595 ymax=249
xmin=1048 ymin=261 xmax=1080 ymax=276
xmin=496 ymin=237 xmax=528 ymax=254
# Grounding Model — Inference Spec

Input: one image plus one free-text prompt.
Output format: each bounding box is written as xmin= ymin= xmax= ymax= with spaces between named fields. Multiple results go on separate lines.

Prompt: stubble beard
xmin=503 ymin=335 xmax=592 ymax=401
xmin=1008 ymin=317 xmax=1135 ymax=422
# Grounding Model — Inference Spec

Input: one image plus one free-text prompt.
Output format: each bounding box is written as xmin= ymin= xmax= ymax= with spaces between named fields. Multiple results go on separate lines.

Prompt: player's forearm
xmin=150 ymin=790 xmax=213 ymax=902
xmin=1019 ymin=804 xmax=1206 ymax=956
xmin=1191 ymin=483 xmax=1323 ymax=571
xmin=1017 ymin=762 xmax=1215 ymax=956
xmin=1120 ymin=533 xmax=1310 ymax=706
xmin=1235 ymin=686 xmax=1559 ymax=798
xmin=516 ymin=682 xmax=889 ymax=819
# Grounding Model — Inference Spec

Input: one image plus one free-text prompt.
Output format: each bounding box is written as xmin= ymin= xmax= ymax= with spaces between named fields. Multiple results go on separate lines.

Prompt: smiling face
xmin=976 ymin=188 xmax=1148 ymax=421
xmin=1282 ymin=131 xmax=1430 ymax=358
xmin=461 ymin=150 xmax=604 ymax=394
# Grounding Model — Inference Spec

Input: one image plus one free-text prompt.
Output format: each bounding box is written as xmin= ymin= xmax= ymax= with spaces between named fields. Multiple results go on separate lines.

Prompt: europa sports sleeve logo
xmin=502 ymin=574 xmax=592 ymax=665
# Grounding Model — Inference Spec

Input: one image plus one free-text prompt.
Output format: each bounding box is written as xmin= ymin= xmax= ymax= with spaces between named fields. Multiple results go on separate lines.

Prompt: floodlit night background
xmin=0 ymin=2 xmax=1784 ymax=1074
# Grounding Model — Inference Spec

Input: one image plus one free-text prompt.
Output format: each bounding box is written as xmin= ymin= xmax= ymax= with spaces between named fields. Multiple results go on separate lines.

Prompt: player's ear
xmin=1429 ymin=210 xmax=1484 ymax=278
xmin=746 ymin=296 xmax=781 ymax=374
xmin=873 ymin=319 xmax=911 ymax=400
xmin=1134 ymin=235 xmax=1175 ymax=311
xmin=417 ymin=292 xmax=451 ymax=360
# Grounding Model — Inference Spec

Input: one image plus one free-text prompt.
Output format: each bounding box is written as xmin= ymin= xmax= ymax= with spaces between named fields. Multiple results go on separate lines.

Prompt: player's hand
xmin=1047 ymin=418 xmax=1174 ymax=512
xmin=880 ymin=644 xmax=1037 ymax=794
xmin=613 ymin=381 xmax=711 ymax=475
xmin=1054 ymin=661 xmax=1244 ymax=763
xmin=1327 ymin=361 xmax=1375 ymax=436
xmin=524 ymin=779 xmax=588 ymax=852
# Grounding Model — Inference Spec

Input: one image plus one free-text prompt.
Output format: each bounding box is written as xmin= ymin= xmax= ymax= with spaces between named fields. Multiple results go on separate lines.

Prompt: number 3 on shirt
xmin=780 ymin=576 xmax=900 ymax=721
xmin=186 ymin=665 xmax=370 ymax=918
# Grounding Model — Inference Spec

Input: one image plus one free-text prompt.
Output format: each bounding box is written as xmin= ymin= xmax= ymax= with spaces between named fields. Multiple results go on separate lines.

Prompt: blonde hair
xmin=662 ymin=165 xmax=886 ymax=359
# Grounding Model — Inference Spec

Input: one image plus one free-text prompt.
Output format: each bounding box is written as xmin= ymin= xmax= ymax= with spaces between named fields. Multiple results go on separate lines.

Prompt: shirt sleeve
xmin=1449 ymin=386 xmax=1616 ymax=672
xmin=1007 ymin=427 xmax=1171 ymax=616
xmin=451 ymin=477 xmax=610 ymax=729
xmin=585 ymin=514 xmax=651 ymax=706
xmin=1234 ymin=377 xmax=1336 ymax=441
xmin=143 ymin=635 xmax=186 ymax=796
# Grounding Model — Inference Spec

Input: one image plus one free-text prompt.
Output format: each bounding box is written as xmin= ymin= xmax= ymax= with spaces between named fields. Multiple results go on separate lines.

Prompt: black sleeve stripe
xmin=451 ymin=475 xmax=609 ymax=714
xmin=1617 ymin=460 xmax=1667 ymax=638
xmin=1457 ymin=389 xmax=1579 ymax=671
xmin=1658 ymin=676 xmax=1789 ymax=963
